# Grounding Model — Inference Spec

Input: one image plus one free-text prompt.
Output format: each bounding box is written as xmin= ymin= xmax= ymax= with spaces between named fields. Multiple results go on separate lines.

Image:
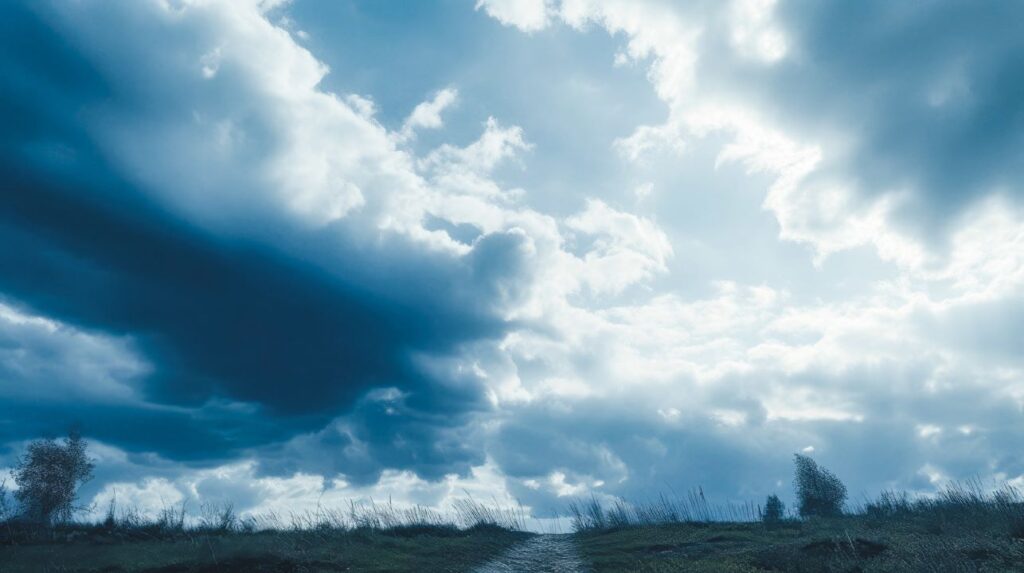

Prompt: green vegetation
xmin=569 ymin=457 xmax=1024 ymax=572
xmin=0 ymin=496 xmax=529 ymax=572
xmin=760 ymin=495 xmax=784 ymax=525
xmin=0 ymin=434 xmax=529 ymax=572
xmin=793 ymin=454 xmax=847 ymax=519
xmin=0 ymin=493 xmax=529 ymax=572
xmin=574 ymin=507 xmax=1024 ymax=572
xmin=10 ymin=430 xmax=94 ymax=526
xmin=0 ymin=523 xmax=528 ymax=572
xmin=6 ymin=434 xmax=1024 ymax=572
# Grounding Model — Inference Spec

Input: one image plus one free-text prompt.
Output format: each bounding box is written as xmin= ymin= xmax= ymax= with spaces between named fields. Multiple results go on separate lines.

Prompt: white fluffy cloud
xmin=507 ymin=0 xmax=1024 ymax=279
xmin=84 ymin=449 xmax=558 ymax=529
xmin=5 ymin=0 xmax=679 ymax=497
xmin=0 ymin=302 xmax=147 ymax=403
xmin=471 ymin=27 xmax=1023 ymax=498
xmin=475 ymin=0 xmax=554 ymax=33
xmin=4 ymin=0 xmax=1024 ymax=522
xmin=399 ymin=87 xmax=459 ymax=141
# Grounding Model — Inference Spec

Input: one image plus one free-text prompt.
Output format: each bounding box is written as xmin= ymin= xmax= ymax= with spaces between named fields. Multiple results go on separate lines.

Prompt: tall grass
xmin=567 ymin=488 xmax=761 ymax=532
xmin=270 ymin=496 xmax=527 ymax=533
xmin=860 ymin=479 xmax=1024 ymax=536
xmin=0 ymin=495 xmax=528 ymax=545
xmin=569 ymin=479 xmax=1024 ymax=536
xmin=452 ymin=496 xmax=528 ymax=531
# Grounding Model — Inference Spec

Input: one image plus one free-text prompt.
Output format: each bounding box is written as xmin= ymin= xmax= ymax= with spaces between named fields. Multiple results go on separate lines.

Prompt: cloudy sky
xmin=2 ymin=0 xmax=1023 ymax=522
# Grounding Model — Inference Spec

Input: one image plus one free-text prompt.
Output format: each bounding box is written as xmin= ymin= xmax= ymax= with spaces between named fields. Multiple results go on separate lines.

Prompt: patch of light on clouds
xmin=475 ymin=0 xmax=553 ymax=33
xmin=0 ymin=302 xmax=59 ymax=332
xmin=536 ymin=1 xmax=959 ymax=273
xmin=633 ymin=182 xmax=654 ymax=200
xmin=564 ymin=199 xmax=673 ymax=296
xmin=92 ymin=478 xmax=185 ymax=517
xmin=923 ymin=197 xmax=1024 ymax=303
xmin=397 ymin=87 xmax=459 ymax=142
xmin=4 ymin=0 xmax=1024 ymax=521
xmin=917 ymin=425 xmax=943 ymax=439
xmin=919 ymin=464 xmax=948 ymax=486
xmin=84 ymin=451 xmax=554 ymax=527
xmin=728 ymin=0 xmax=788 ymax=63
xmin=0 ymin=304 xmax=147 ymax=403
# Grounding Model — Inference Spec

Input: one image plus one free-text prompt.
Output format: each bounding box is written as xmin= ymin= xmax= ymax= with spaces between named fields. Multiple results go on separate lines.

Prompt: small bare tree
xmin=13 ymin=430 xmax=95 ymax=525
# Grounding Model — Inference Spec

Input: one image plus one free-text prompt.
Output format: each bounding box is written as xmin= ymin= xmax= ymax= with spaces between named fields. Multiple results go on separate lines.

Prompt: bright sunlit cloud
xmin=2 ymin=0 xmax=1023 ymax=519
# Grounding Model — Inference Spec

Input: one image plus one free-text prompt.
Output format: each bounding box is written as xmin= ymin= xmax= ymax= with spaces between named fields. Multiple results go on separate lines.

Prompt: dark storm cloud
xmin=0 ymin=397 xmax=272 ymax=463
xmin=758 ymin=0 xmax=1024 ymax=229
xmin=0 ymin=163 xmax=493 ymax=412
xmin=7 ymin=0 xmax=1024 ymax=517
xmin=0 ymin=2 xmax=503 ymax=470
xmin=261 ymin=380 xmax=489 ymax=484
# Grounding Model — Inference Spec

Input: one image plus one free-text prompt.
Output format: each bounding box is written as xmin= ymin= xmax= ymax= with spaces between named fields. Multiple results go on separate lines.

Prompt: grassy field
xmin=6 ymin=466 xmax=1024 ymax=572
xmin=0 ymin=496 xmax=531 ymax=572
xmin=569 ymin=482 xmax=1024 ymax=573
xmin=0 ymin=525 xmax=529 ymax=572
xmin=575 ymin=518 xmax=1024 ymax=572
xmin=5 ymin=510 xmax=1024 ymax=572
xmin=561 ymin=469 xmax=1024 ymax=572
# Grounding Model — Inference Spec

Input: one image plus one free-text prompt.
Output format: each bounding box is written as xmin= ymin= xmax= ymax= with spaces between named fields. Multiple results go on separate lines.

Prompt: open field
xmin=6 ymin=506 xmax=1024 ymax=572
xmin=0 ymin=496 xmax=533 ymax=572
xmin=576 ymin=518 xmax=1024 ymax=572
xmin=7 ymin=518 xmax=1024 ymax=573
xmin=6 ymin=456 xmax=1024 ymax=572
xmin=0 ymin=525 xmax=529 ymax=573
xmin=563 ymin=472 xmax=1024 ymax=571
xmin=4 ymin=1 xmax=1024 ymax=572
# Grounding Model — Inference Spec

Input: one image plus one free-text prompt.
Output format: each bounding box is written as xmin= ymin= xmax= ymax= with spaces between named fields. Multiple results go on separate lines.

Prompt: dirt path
xmin=471 ymin=534 xmax=590 ymax=573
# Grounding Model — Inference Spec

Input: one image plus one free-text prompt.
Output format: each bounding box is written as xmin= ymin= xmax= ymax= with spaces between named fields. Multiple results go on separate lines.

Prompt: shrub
xmin=793 ymin=454 xmax=847 ymax=518
xmin=12 ymin=430 xmax=95 ymax=525
xmin=102 ymin=496 xmax=117 ymax=529
xmin=198 ymin=502 xmax=237 ymax=533
xmin=567 ymin=496 xmax=606 ymax=532
xmin=0 ymin=479 xmax=11 ymax=523
xmin=761 ymin=494 xmax=785 ymax=523
xmin=156 ymin=501 xmax=187 ymax=533
xmin=864 ymin=490 xmax=912 ymax=519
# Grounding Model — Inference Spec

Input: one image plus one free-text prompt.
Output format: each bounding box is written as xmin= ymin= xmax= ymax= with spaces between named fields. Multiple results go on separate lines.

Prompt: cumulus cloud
xmin=543 ymin=0 xmax=1024 ymax=268
xmin=0 ymin=0 xmax=677 ymax=496
xmin=565 ymin=199 xmax=672 ymax=296
xmin=399 ymin=88 xmax=459 ymax=141
xmin=469 ymin=1 xmax=1024 ymax=505
xmin=78 ymin=442 xmax=543 ymax=531
xmin=0 ymin=301 xmax=146 ymax=404
xmin=0 ymin=0 xmax=509 ymax=473
xmin=475 ymin=0 xmax=554 ymax=33
xmin=3 ymin=0 xmax=1024 ymax=523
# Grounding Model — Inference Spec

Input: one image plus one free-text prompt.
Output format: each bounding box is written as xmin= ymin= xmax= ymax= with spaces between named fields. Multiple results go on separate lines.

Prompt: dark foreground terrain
xmin=6 ymin=517 xmax=1024 ymax=573
xmin=0 ymin=525 xmax=529 ymax=573
xmin=576 ymin=518 xmax=1024 ymax=572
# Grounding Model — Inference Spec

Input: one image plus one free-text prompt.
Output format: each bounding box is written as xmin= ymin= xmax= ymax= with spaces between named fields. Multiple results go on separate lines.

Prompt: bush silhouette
xmin=0 ymin=479 xmax=11 ymax=523
xmin=793 ymin=454 xmax=846 ymax=518
xmin=12 ymin=430 xmax=94 ymax=525
xmin=761 ymin=494 xmax=785 ymax=523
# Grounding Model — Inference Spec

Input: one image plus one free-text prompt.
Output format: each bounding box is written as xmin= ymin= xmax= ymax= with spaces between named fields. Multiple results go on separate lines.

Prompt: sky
xmin=1 ymin=0 xmax=1024 ymax=524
